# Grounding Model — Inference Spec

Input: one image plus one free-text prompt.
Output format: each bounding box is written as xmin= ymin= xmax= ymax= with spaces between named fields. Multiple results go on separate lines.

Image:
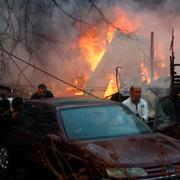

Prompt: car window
xmin=59 ymin=104 xmax=151 ymax=140
xmin=156 ymin=98 xmax=176 ymax=126
xmin=37 ymin=106 xmax=59 ymax=136
xmin=17 ymin=103 xmax=40 ymax=132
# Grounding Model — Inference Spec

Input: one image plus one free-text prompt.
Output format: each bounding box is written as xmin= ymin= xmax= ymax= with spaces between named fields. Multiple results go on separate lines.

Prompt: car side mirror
xmin=157 ymin=121 xmax=178 ymax=132
xmin=157 ymin=123 xmax=169 ymax=132
xmin=46 ymin=133 xmax=61 ymax=142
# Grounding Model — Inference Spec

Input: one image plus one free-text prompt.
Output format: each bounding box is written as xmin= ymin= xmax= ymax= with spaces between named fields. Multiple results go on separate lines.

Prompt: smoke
xmin=84 ymin=0 xmax=180 ymax=96
xmin=1 ymin=0 xmax=180 ymax=97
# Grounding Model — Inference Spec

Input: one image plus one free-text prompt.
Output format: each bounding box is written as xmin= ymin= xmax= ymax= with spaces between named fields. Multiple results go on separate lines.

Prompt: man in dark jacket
xmin=31 ymin=83 xmax=54 ymax=99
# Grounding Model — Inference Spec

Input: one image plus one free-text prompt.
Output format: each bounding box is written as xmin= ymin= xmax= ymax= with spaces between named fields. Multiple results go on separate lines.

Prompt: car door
xmin=29 ymin=104 xmax=62 ymax=166
xmin=5 ymin=102 xmax=41 ymax=161
xmin=153 ymin=96 xmax=180 ymax=139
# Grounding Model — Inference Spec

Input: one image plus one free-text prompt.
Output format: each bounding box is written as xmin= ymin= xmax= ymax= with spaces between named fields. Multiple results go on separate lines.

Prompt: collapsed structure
xmin=85 ymin=30 xmax=169 ymax=98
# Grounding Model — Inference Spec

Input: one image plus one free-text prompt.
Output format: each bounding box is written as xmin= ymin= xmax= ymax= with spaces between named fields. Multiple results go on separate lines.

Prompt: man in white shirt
xmin=122 ymin=86 xmax=149 ymax=122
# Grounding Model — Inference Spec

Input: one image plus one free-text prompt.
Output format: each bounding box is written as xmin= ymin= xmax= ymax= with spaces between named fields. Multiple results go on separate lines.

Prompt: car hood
xmin=73 ymin=133 xmax=180 ymax=167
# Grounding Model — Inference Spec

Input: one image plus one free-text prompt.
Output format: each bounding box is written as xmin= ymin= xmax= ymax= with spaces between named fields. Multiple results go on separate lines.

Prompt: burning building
xmin=85 ymin=30 xmax=150 ymax=98
xmin=84 ymin=29 xmax=170 ymax=98
xmin=0 ymin=1 xmax=175 ymax=98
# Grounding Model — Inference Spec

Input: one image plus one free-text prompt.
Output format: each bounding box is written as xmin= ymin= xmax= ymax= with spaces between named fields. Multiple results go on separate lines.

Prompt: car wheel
xmin=0 ymin=146 xmax=8 ymax=171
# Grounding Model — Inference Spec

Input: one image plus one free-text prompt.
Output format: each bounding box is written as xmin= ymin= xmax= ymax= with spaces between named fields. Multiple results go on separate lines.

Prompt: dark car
xmin=2 ymin=97 xmax=180 ymax=179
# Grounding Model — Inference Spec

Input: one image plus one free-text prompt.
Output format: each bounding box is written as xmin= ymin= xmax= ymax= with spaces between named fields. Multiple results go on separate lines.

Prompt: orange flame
xmin=61 ymin=73 xmax=89 ymax=96
xmin=78 ymin=9 xmax=141 ymax=71
xmin=106 ymin=9 xmax=141 ymax=43
xmin=75 ymin=91 xmax=84 ymax=96
xmin=140 ymin=61 xmax=151 ymax=84
xmin=78 ymin=27 xmax=106 ymax=71
xmin=104 ymin=74 xmax=117 ymax=98
xmin=113 ymin=10 xmax=141 ymax=32
xmin=139 ymin=41 xmax=167 ymax=84
xmin=139 ymin=50 xmax=151 ymax=84
xmin=154 ymin=41 xmax=168 ymax=80
xmin=155 ymin=42 xmax=167 ymax=68
xmin=76 ymin=9 xmax=141 ymax=97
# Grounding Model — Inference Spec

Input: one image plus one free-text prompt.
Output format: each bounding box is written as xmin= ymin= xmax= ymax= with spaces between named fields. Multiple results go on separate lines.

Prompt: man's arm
xmin=30 ymin=93 xmax=38 ymax=99
xmin=46 ymin=90 xmax=54 ymax=98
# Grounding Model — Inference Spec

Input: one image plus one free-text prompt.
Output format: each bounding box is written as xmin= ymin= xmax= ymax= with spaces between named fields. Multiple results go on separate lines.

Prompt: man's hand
xmin=11 ymin=111 xmax=18 ymax=119
xmin=141 ymin=117 xmax=146 ymax=122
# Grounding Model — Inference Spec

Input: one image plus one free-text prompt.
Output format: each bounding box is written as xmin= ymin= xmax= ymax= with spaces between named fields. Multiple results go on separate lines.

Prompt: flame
xmin=78 ymin=9 xmax=141 ymax=71
xmin=113 ymin=10 xmax=141 ymax=33
xmin=59 ymin=9 xmax=169 ymax=97
xmin=104 ymin=74 xmax=118 ymax=98
xmin=140 ymin=61 xmax=151 ymax=84
xmin=106 ymin=9 xmax=141 ymax=43
xmin=139 ymin=40 xmax=167 ymax=84
xmin=139 ymin=53 xmax=151 ymax=84
xmin=62 ymin=73 xmax=88 ymax=96
xmin=76 ymin=8 xmax=141 ymax=97
xmin=139 ymin=50 xmax=151 ymax=84
xmin=155 ymin=42 xmax=167 ymax=68
xmin=78 ymin=27 xmax=106 ymax=71
xmin=154 ymin=41 xmax=168 ymax=79
xmin=75 ymin=91 xmax=84 ymax=96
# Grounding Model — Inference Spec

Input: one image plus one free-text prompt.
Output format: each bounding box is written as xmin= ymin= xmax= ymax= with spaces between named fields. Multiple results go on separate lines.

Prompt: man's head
xmin=130 ymin=86 xmax=141 ymax=105
xmin=37 ymin=84 xmax=47 ymax=98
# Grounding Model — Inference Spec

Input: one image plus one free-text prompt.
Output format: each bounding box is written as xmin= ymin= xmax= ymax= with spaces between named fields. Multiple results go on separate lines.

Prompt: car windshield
xmin=59 ymin=104 xmax=151 ymax=140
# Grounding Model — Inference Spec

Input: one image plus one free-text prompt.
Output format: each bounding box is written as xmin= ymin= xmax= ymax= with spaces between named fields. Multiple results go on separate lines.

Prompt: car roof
xmin=27 ymin=96 xmax=118 ymax=108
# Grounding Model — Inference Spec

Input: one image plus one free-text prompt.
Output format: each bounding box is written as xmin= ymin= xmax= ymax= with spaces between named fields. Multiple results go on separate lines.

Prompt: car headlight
xmin=106 ymin=167 xmax=148 ymax=178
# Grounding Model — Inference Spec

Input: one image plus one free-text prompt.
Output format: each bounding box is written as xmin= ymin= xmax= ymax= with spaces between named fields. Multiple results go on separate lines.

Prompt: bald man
xmin=122 ymin=86 xmax=149 ymax=122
